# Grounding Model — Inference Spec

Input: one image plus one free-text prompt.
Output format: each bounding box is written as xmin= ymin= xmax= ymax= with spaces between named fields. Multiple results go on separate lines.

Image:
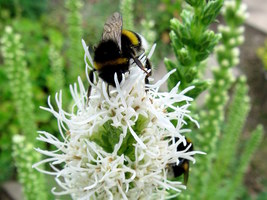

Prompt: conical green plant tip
xmin=185 ymin=0 xmax=204 ymax=7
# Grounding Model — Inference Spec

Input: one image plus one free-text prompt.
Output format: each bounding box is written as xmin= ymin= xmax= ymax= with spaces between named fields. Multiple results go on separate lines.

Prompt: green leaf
xmin=90 ymin=115 xmax=149 ymax=161
xmin=90 ymin=120 xmax=121 ymax=153
xmin=133 ymin=114 xmax=149 ymax=134
xmin=120 ymin=115 xmax=149 ymax=161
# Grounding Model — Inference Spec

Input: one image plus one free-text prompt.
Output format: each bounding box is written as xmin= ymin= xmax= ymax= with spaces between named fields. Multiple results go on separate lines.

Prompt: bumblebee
xmin=171 ymin=137 xmax=193 ymax=185
xmin=88 ymin=12 xmax=151 ymax=97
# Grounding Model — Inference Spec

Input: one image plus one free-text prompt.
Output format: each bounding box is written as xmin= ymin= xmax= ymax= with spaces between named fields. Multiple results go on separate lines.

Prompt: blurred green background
xmin=0 ymin=1 xmax=179 ymax=198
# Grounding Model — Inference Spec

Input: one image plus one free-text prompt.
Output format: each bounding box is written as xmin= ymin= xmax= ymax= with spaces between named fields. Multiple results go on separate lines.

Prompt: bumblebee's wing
xmin=102 ymin=12 xmax=123 ymax=50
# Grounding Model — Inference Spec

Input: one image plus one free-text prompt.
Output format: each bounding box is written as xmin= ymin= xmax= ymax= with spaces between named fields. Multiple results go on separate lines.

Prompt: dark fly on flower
xmin=87 ymin=12 xmax=152 ymax=99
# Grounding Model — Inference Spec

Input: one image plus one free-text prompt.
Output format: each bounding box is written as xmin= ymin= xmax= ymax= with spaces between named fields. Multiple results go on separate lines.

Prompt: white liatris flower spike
xmin=33 ymin=39 xmax=203 ymax=200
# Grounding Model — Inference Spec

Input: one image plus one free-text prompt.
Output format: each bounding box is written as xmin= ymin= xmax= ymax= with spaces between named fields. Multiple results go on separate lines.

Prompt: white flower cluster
xmin=215 ymin=1 xmax=248 ymax=69
xmin=33 ymin=40 xmax=201 ymax=200
xmin=222 ymin=0 xmax=249 ymax=20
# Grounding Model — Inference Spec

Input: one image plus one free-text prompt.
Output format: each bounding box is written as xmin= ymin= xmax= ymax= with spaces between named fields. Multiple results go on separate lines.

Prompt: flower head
xmin=34 ymin=40 xmax=202 ymax=199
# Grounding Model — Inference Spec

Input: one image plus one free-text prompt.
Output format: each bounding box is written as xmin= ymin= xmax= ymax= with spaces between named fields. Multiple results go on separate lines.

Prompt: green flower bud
xmin=177 ymin=48 xmax=192 ymax=66
xmin=170 ymin=18 xmax=184 ymax=39
xmin=184 ymin=67 xmax=197 ymax=83
xmin=202 ymin=0 xmax=224 ymax=26
xmin=170 ymin=31 xmax=183 ymax=52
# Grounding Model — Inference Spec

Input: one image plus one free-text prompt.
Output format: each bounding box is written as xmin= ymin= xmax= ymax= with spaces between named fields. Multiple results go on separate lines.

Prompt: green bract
xmin=90 ymin=115 xmax=149 ymax=161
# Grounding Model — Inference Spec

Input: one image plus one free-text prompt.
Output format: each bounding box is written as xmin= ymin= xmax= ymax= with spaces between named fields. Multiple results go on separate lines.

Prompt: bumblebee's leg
xmin=87 ymin=85 xmax=92 ymax=102
xmin=107 ymin=84 xmax=111 ymax=98
xmin=87 ymin=69 xmax=96 ymax=101
xmin=145 ymin=59 xmax=152 ymax=85
xmin=132 ymin=56 xmax=148 ymax=73
xmin=145 ymin=77 xmax=149 ymax=85
xmin=130 ymin=52 xmax=150 ymax=76
xmin=145 ymin=59 xmax=152 ymax=76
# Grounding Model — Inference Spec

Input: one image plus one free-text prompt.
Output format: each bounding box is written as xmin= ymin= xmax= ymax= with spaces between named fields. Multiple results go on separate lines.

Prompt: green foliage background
xmin=0 ymin=0 xmax=266 ymax=199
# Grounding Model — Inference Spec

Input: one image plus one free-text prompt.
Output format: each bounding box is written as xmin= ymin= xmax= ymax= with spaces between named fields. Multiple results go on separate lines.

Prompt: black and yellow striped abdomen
xmin=97 ymin=61 xmax=129 ymax=87
xmin=93 ymin=39 xmax=130 ymax=86
xmin=94 ymin=57 xmax=128 ymax=70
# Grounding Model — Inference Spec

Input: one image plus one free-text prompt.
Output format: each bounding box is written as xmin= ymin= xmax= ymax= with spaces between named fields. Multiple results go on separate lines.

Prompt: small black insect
xmin=171 ymin=137 xmax=193 ymax=185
